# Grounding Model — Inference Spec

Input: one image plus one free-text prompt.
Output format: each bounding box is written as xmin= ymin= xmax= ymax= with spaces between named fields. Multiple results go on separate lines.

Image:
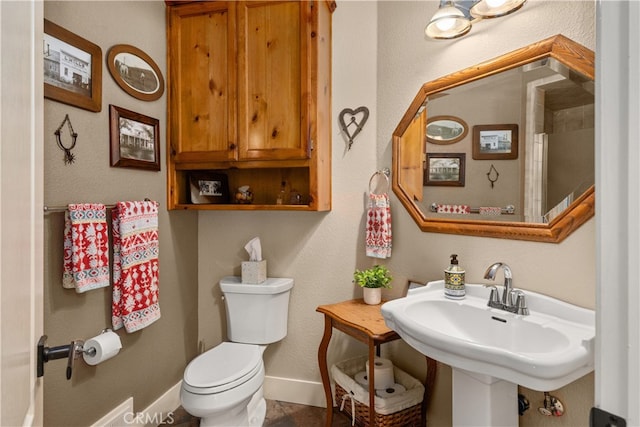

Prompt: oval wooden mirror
xmin=426 ymin=115 xmax=469 ymax=145
xmin=392 ymin=35 xmax=594 ymax=243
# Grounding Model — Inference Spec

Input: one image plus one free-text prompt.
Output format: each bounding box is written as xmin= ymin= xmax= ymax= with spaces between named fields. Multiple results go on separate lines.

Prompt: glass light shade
xmin=425 ymin=2 xmax=472 ymax=40
xmin=470 ymin=0 xmax=526 ymax=18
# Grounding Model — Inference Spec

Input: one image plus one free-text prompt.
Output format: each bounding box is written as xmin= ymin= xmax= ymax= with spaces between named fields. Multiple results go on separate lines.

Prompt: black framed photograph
xmin=472 ymin=124 xmax=519 ymax=160
xmin=44 ymin=19 xmax=102 ymax=112
xmin=425 ymin=153 xmax=466 ymax=187
xmin=107 ymin=44 xmax=164 ymax=102
xmin=189 ymin=172 xmax=230 ymax=204
xmin=109 ymin=105 xmax=160 ymax=171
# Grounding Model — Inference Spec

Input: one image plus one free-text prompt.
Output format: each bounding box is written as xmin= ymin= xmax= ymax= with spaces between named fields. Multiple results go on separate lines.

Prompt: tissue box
xmin=241 ymin=260 xmax=267 ymax=284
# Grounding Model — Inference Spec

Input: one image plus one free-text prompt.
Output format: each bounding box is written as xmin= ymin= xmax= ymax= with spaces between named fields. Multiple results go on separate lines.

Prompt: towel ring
xmin=369 ymin=169 xmax=390 ymax=194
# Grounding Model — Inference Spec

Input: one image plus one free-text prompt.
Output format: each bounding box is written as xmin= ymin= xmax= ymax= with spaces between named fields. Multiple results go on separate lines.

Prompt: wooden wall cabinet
xmin=166 ymin=0 xmax=335 ymax=211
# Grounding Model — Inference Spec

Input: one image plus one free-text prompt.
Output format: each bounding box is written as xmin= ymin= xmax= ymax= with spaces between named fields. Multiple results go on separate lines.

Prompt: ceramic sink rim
xmin=381 ymin=281 xmax=595 ymax=391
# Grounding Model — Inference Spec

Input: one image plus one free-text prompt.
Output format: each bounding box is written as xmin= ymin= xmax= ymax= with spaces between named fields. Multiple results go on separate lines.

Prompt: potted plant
xmin=353 ymin=265 xmax=393 ymax=305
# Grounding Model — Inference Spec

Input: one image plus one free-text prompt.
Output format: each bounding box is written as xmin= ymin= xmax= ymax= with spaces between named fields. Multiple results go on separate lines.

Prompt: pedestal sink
xmin=381 ymin=281 xmax=594 ymax=426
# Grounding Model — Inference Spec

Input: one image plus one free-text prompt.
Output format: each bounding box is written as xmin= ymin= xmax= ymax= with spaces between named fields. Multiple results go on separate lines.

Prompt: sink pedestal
xmin=452 ymin=368 xmax=518 ymax=426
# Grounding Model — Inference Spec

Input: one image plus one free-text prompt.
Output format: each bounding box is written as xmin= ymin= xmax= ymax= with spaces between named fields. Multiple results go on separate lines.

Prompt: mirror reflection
xmin=426 ymin=115 xmax=469 ymax=144
xmin=421 ymin=58 xmax=594 ymax=223
xmin=392 ymin=35 xmax=595 ymax=242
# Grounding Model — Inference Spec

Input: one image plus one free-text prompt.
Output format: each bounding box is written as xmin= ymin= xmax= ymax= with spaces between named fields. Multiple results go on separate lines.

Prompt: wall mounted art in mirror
xmin=107 ymin=44 xmax=164 ymax=102
xmin=392 ymin=35 xmax=594 ymax=243
xmin=426 ymin=115 xmax=468 ymax=145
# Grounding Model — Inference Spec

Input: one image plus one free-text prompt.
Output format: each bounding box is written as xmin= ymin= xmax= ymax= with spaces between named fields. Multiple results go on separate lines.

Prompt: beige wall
xmin=41 ymin=1 xmax=596 ymax=426
xmin=43 ymin=2 xmax=198 ymax=426
xmin=379 ymin=2 xmax=596 ymax=426
xmin=199 ymin=2 xmax=596 ymax=427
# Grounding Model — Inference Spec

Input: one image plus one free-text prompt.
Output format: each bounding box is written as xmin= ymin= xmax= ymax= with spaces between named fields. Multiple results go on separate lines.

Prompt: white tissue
xmin=365 ymin=357 xmax=395 ymax=390
xmin=82 ymin=330 xmax=122 ymax=366
xmin=376 ymin=383 xmax=407 ymax=398
xmin=244 ymin=237 xmax=262 ymax=261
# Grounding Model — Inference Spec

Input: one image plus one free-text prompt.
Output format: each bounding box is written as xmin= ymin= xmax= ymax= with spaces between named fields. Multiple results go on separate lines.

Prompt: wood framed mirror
xmin=392 ymin=35 xmax=594 ymax=243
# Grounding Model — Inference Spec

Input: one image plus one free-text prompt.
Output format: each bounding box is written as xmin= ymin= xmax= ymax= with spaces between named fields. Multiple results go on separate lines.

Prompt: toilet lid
xmin=183 ymin=342 xmax=262 ymax=393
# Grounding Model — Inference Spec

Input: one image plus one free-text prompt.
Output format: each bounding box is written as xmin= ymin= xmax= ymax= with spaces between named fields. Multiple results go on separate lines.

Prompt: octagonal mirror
xmin=392 ymin=35 xmax=594 ymax=243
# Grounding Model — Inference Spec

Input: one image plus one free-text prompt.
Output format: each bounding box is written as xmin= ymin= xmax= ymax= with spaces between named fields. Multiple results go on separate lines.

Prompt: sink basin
xmin=381 ymin=280 xmax=595 ymax=392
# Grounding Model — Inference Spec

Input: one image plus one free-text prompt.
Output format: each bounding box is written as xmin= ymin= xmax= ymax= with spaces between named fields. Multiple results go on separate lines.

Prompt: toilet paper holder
xmin=36 ymin=329 xmax=112 ymax=380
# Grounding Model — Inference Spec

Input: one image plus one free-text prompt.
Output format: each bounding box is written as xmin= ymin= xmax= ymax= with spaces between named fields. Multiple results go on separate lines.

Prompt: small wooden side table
xmin=317 ymin=299 xmax=437 ymax=427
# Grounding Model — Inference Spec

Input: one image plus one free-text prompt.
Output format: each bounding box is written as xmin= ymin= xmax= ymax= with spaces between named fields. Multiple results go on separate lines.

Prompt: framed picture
xmin=189 ymin=172 xmax=230 ymax=204
xmin=44 ymin=19 xmax=102 ymax=112
xmin=472 ymin=124 xmax=519 ymax=160
xmin=426 ymin=115 xmax=468 ymax=145
xmin=109 ymin=105 xmax=160 ymax=171
xmin=424 ymin=153 xmax=466 ymax=187
xmin=107 ymin=44 xmax=164 ymax=102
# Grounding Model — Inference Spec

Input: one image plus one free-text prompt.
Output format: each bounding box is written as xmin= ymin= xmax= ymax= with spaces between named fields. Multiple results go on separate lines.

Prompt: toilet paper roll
xmin=365 ymin=357 xmax=395 ymax=390
xmin=354 ymin=371 xmax=369 ymax=387
xmin=82 ymin=330 xmax=122 ymax=366
xmin=376 ymin=383 xmax=407 ymax=398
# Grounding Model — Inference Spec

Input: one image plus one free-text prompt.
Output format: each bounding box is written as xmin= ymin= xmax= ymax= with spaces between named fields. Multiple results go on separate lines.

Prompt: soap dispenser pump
xmin=444 ymin=254 xmax=465 ymax=299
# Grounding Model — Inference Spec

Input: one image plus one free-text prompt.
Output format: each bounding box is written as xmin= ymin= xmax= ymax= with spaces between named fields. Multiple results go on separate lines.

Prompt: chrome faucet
xmin=483 ymin=262 xmax=528 ymax=315
xmin=484 ymin=262 xmax=513 ymax=306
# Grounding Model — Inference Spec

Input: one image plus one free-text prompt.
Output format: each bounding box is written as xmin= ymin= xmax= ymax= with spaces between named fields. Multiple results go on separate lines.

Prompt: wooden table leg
xmin=421 ymin=356 xmax=438 ymax=425
xmin=318 ymin=316 xmax=334 ymax=427
xmin=368 ymin=341 xmax=376 ymax=427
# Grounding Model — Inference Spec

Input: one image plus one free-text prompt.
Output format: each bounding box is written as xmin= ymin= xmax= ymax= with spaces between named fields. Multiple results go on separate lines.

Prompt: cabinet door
xmin=237 ymin=1 xmax=311 ymax=160
xmin=168 ymin=2 xmax=238 ymax=162
xmin=398 ymin=109 xmax=426 ymax=202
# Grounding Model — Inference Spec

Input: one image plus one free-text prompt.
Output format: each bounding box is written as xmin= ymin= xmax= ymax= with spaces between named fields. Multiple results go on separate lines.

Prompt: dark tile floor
xmin=161 ymin=400 xmax=353 ymax=427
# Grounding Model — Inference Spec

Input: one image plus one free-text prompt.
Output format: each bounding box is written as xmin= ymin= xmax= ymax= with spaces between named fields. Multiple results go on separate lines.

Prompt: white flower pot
xmin=363 ymin=287 xmax=382 ymax=305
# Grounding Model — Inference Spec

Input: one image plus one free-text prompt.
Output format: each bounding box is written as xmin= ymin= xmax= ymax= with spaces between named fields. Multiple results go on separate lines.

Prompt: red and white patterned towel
xmin=63 ymin=203 xmax=109 ymax=293
xmin=436 ymin=204 xmax=471 ymax=214
xmin=366 ymin=193 xmax=392 ymax=259
xmin=479 ymin=206 xmax=503 ymax=216
xmin=112 ymin=201 xmax=160 ymax=333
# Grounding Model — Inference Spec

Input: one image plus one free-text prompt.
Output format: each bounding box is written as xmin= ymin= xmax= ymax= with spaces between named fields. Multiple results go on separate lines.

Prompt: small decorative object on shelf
xmin=353 ymin=265 xmax=393 ymax=305
xmin=235 ymin=185 xmax=253 ymax=204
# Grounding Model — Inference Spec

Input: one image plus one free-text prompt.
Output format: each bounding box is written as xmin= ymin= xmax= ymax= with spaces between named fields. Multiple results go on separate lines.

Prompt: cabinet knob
xmin=229 ymin=143 xmax=236 ymax=150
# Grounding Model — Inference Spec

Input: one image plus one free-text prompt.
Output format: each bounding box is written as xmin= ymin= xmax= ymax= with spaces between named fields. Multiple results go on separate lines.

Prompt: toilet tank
xmin=220 ymin=276 xmax=294 ymax=344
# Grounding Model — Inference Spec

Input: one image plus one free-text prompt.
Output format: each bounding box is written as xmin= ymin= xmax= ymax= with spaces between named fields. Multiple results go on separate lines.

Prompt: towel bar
xmin=430 ymin=203 xmax=515 ymax=215
xmin=43 ymin=199 xmax=153 ymax=213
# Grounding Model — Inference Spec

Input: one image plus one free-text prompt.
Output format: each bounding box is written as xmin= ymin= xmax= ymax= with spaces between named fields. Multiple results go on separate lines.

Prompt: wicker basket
xmin=331 ymin=356 xmax=424 ymax=427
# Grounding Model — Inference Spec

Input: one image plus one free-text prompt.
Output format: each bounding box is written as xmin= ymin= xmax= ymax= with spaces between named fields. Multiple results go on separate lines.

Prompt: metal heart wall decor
xmin=338 ymin=106 xmax=369 ymax=150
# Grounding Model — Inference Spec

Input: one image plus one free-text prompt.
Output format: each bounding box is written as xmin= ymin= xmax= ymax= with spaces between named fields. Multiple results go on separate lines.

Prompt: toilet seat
xmin=183 ymin=342 xmax=262 ymax=395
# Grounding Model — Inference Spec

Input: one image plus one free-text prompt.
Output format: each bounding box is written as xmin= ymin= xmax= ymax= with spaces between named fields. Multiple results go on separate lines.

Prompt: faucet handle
xmin=485 ymin=285 xmax=500 ymax=307
xmin=513 ymin=291 xmax=529 ymax=315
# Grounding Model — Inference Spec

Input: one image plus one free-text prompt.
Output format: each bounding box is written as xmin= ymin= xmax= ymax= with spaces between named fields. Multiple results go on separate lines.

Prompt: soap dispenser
xmin=444 ymin=254 xmax=465 ymax=299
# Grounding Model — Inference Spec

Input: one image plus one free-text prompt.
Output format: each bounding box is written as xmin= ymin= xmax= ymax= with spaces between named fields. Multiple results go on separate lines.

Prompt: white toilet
xmin=180 ymin=276 xmax=294 ymax=427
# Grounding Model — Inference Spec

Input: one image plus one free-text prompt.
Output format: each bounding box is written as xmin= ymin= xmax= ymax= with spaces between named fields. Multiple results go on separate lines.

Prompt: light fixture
xmin=426 ymin=0 xmax=526 ymax=40
xmin=425 ymin=0 xmax=472 ymax=40
xmin=470 ymin=0 xmax=526 ymax=18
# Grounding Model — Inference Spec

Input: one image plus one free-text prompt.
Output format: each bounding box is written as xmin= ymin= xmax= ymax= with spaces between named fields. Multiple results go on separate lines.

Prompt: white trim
xmin=596 ymin=0 xmax=640 ymax=424
xmin=90 ymin=398 xmax=133 ymax=427
xmin=95 ymin=377 xmax=326 ymax=426
xmin=139 ymin=382 xmax=182 ymax=427
xmin=263 ymin=376 xmax=327 ymax=408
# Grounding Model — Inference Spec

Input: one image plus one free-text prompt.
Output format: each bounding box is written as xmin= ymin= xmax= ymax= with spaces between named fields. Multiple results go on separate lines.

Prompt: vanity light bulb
xmin=486 ymin=0 xmax=507 ymax=8
xmin=436 ymin=17 xmax=456 ymax=32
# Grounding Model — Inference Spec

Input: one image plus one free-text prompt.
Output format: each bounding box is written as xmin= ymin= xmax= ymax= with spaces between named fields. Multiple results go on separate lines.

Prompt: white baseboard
xmin=139 ymin=381 xmax=182 ymax=427
xmin=90 ymin=397 xmax=133 ymax=427
xmin=94 ymin=376 xmax=325 ymax=427
xmin=263 ymin=375 xmax=328 ymax=408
